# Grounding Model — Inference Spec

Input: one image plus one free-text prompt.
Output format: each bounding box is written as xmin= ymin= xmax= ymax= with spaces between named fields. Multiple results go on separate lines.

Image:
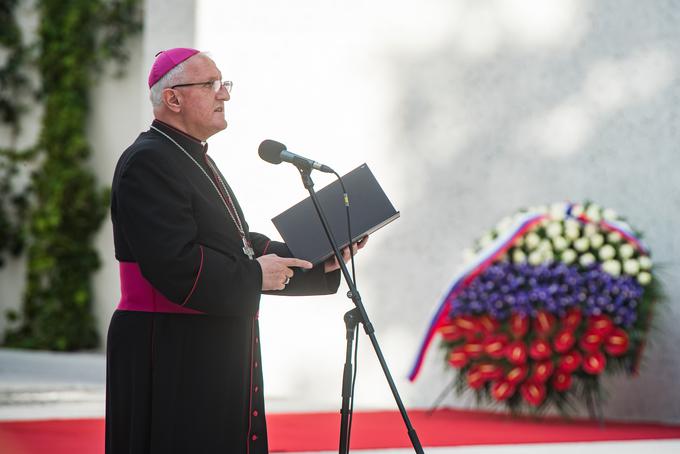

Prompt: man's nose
xmin=216 ymin=86 xmax=230 ymax=101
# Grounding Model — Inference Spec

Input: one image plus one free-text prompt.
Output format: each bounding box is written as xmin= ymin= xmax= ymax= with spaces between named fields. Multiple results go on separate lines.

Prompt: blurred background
xmin=1 ymin=0 xmax=679 ymax=424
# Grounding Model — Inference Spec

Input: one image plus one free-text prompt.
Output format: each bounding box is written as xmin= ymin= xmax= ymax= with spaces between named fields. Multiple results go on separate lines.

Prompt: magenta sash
xmin=117 ymin=262 xmax=204 ymax=314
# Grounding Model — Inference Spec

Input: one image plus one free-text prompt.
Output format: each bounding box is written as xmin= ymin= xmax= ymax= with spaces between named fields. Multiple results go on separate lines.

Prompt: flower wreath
xmin=409 ymin=202 xmax=660 ymax=412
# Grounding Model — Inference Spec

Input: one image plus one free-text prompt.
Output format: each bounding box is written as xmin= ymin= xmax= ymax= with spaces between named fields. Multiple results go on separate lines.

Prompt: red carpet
xmin=1 ymin=409 xmax=679 ymax=453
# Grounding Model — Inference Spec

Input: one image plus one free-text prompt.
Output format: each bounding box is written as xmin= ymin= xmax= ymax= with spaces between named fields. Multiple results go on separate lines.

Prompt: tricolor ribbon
xmin=407 ymin=211 xmax=547 ymax=381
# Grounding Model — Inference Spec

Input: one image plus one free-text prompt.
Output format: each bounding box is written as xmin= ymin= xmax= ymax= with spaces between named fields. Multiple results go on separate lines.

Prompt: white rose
xmin=561 ymin=249 xmax=577 ymax=264
xmin=619 ymin=243 xmax=635 ymax=259
xmin=585 ymin=204 xmax=602 ymax=222
xmin=571 ymin=204 xmax=584 ymax=217
xmin=623 ymin=259 xmax=640 ymax=275
xmin=583 ymin=223 xmax=598 ymax=237
xmin=590 ymin=234 xmax=605 ymax=249
xmin=637 ymin=272 xmax=652 ymax=286
xmin=607 ymin=231 xmax=622 ymax=243
xmin=638 ymin=255 xmax=652 ymax=270
xmin=579 ymin=252 xmax=596 ymax=267
xmin=564 ymin=220 xmax=581 ymax=240
xmin=546 ymin=222 xmax=563 ymax=238
xmin=512 ymin=250 xmax=527 ymax=263
xmin=525 ymin=232 xmax=541 ymax=250
xmin=602 ymin=260 xmax=621 ymax=277
xmin=479 ymin=233 xmax=494 ymax=248
xmin=552 ymin=236 xmax=568 ymax=251
xmin=542 ymin=250 xmax=555 ymax=263
xmin=565 ymin=227 xmax=580 ymax=241
xmin=462 ymin=248 xmax=477 ymax=263
xmin=496 ymin=216 xmax=513 ymax=233
xmin=603 ymin=208 xmax=618 ymax=221
xmin=599 ymin=244 xmax=616 ymax=261
xmin=538 ymin=239 xmax=553 ymax=253
xmin=573 ymin=237 xmax=590 ymax=252
xmin=549 ymin=203 xmax=567 ymax=220
xmin=528 ymin=251 xmax=543 ymax=265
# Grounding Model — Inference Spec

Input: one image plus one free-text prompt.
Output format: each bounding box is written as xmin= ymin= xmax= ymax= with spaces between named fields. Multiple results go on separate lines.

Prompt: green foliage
xmin=1 ymin=0 xmax=142 ymax=350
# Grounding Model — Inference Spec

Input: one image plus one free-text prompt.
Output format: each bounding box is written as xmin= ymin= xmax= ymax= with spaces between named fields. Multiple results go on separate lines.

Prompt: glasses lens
xmin=213 ymin=80 xmax=233 ymax=93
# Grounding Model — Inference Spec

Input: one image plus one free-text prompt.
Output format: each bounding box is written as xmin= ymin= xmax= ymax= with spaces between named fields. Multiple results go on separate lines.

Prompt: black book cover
xmin=272 ymin=164 xmax=400 ymax=265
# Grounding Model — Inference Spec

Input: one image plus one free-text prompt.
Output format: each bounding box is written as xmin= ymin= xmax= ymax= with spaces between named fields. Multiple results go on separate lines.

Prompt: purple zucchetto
xmin=148 ymin=47 xmax=200 ymax=88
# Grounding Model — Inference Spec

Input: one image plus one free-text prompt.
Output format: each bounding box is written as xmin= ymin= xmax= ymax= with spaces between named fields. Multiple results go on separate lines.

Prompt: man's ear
xmin=162 ymin=88 xmax=181 ymax=113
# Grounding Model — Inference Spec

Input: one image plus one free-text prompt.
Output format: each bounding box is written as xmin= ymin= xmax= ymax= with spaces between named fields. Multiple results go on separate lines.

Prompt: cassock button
xmin=252 ymin=410 xmax=258 ymax=417
xmin=251 ymin=434 xmax=258 ymax=441
xmin=254 ymin=386 xmax=259 ymax=393
xmin=255 ymin=337 xmax=259 ymax=344
xmin=254 ymin=361 xmax=258 ymax=368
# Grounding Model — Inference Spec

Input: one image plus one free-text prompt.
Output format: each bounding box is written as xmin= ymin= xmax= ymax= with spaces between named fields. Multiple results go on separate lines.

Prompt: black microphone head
xmin=258 ymin=139 xmax=287 ymax=164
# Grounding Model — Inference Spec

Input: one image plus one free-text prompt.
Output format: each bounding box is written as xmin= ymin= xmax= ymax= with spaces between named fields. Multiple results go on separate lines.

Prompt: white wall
xmin=195 ymin=0 xmax=680 ymax=422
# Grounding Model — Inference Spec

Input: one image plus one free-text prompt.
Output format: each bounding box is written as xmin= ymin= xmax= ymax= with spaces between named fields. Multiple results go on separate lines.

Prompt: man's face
xmin=174 ymin=55 xmax=229 ymax=140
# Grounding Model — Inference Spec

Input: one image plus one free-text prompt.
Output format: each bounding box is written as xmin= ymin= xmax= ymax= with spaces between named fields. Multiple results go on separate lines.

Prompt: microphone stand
xmin=295 ymin=164 xmax=424 ymax=454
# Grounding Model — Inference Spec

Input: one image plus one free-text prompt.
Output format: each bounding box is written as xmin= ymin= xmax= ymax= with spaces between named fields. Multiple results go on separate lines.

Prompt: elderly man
xmin=106 ymin=48 xmax=364 ymax=453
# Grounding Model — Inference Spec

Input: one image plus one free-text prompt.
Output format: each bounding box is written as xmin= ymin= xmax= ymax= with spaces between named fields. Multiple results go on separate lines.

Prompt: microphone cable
xmin=332 ymin=169 xmax=359 ymax=449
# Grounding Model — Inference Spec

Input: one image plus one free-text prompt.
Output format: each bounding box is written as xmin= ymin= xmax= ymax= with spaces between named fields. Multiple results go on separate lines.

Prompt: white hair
xmin=149 ymin=52 xmax=210 ymax=107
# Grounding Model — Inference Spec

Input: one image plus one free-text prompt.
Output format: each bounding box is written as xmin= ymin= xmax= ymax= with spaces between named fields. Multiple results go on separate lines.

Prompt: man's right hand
xmin=256 ymin=254 xmax=313 ymax=291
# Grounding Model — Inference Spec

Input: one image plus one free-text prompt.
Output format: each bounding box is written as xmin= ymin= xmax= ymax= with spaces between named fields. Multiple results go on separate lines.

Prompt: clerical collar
xmin=151 ymin=119 xmax=208 ymax=154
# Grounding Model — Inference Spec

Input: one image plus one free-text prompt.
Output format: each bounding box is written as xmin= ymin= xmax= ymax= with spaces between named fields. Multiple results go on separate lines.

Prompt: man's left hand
xmin=324 ymin=235 xmax=369 ymax=273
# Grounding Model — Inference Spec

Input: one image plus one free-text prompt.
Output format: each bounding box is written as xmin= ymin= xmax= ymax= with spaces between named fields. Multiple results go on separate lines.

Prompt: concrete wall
xmin=2 ymin=0 xmax=679 ymax=424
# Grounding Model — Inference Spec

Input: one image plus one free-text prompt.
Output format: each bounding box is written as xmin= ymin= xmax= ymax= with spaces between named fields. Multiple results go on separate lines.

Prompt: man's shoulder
xmin=118 ymin=131 xmax=177 ymax=170
xmin=113 ymin=130 xmax=183 ymax=185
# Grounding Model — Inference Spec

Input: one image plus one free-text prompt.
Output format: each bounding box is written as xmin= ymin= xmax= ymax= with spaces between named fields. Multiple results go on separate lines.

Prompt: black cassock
xmin=105 ymin=120 xmax=341 ymax=454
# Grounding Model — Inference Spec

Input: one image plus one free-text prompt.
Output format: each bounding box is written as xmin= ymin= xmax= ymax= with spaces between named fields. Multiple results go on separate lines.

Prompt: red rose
xmin=531 ymin=360 xmax=554 ymax=382
xmin=588 ymin=314 xmax=614 ymax=337
xmin=552 ymin=371 xmax=572 ymax=392
xmin=553 ymin=329 xmax=576 ymax=353
xmin=520 ymin=380 xmax=546 ymax=406
xmin=510 ymin=313 xmax=529 ymax=338
xmin=440 ymin=322 xmax=464 ymax=342
xmin=506 ymin=365 xmax=528 ymax=385
xmin=463 ymin=341 xmax=484 ymax=359
xmin=582 ymin=351 xmax=606 ymax=375
xmin=529 ymin=338 xmax=552 ymax=361
xmin=491 ymin=380 xmax=516 ymax=401
xmin=477 ymin=362 xmax=503 ymax=381
xmin=562 ymin=308 xmax=583 ymax=331
xmin=453 ymin=315 xmax=480 ymax=333
xmin=448 ymin=346 xmax=468 ymax=368
xmin=533 ymin=310 xmax=556 ymax=337
xmin=484 ymin=334 xmax=509 ymax=359
xmin=505 ymin=341 xmax=528 ymax=365
xmin=467 ymin=366 xmax=485 ymax=389
xmin=557 ymin=350 xmax=582 ymax=373
xmin=478 ymin=315 xmax=499 ymax=334
xmin=604 ymin=328 xmax=630 ymax=357
xmin=579 ymin=330 xmax=603 ymax=353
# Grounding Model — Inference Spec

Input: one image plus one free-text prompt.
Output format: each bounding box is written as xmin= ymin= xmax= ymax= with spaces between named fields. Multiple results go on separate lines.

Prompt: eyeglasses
xmin=171 ymin=80 xmax=233 ymax=93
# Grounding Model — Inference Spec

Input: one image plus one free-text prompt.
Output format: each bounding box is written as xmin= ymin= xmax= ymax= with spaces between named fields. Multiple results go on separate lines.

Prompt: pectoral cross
xmin=243 ymin=238 xmax=255 ymax=260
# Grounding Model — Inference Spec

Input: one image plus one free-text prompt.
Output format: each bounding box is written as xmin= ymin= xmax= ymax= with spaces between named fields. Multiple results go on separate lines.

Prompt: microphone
xmin=258 ymin=139 xmax=334 ymax=173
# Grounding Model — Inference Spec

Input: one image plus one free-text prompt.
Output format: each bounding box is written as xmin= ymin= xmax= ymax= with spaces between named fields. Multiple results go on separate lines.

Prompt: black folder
xmin=272 ymin=164 xmax=400 ymax=265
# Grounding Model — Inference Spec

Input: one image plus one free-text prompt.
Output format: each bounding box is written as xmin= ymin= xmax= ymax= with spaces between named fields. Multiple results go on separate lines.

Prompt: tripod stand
xmin=295 ymin=165 xmax=424 ymax=454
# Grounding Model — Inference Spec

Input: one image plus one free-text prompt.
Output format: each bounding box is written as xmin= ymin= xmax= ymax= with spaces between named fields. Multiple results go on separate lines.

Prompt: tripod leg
xmin=427 ymin=378 xmax=456 ymax=416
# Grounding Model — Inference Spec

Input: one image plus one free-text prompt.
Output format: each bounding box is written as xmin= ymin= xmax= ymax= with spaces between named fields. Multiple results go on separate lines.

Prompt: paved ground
xmin=0 ymin=348 xmax=105 ymax=421
xmin=1 ymin=348 xmax=679 ymax=453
